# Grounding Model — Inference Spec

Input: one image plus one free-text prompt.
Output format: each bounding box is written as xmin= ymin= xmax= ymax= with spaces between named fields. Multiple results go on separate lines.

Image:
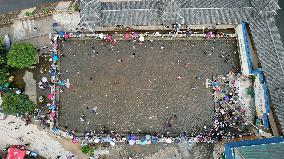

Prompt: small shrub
xmin=43 ymin=8 xmax=49 ymax=14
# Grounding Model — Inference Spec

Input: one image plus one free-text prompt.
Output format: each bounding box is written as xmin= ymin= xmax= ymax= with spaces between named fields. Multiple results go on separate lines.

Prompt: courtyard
xmin=58 ymin=37 xmax=240 ymax=134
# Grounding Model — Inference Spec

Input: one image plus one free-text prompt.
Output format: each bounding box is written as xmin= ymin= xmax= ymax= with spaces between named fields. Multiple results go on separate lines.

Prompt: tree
xmin=7 ymin=43 xmax=36 ymax=69
xmin=81 ymin=145 xmax=91 ymax=154
xmin=2 ymin=93 xmax=36 ymax=115
xmin=0 ymin=55 xmax=9 ymax=83
xmin=0 ymin=39 xmax=4 ymax=54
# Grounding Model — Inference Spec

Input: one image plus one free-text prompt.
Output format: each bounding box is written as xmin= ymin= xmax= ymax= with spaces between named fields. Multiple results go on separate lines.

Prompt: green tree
xmin=81 ymin=145 xmax=91 ymax=154
xmin=7 ymin=43 xmax=36 ymax=68
xmin=2 ymin=93 xmax=36 ymax=115
xmin=0 ymin=39 xmax=4 ymax=54
xmin=0 ymin=55 xmax=9 ymax=83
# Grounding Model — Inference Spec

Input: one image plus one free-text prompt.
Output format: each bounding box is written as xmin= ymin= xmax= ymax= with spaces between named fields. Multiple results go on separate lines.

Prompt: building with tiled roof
xmin=80 ymin=0 xmax=284 ymax=135
xmin=224 ymin=137 xmax=284 ymax=159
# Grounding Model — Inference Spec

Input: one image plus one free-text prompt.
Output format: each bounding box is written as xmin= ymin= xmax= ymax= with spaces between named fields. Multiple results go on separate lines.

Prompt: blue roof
xmin=224 ymin=137 xmax=284 ymax=159
xmin=235 ymin=142 xmax=284 ymax=159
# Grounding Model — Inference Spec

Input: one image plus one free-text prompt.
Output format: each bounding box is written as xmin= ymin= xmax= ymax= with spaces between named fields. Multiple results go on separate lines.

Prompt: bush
xmin=42 ymin=8 xmax=49 ymax=14
xmin=81 ymin=145 xmax=91 ymax=154
xmin=24 ymin=12 xmax=34 ymax=17
xmin=2 ymin=93 xmax=36 ymax=115
xmin=7 ymin=43 xmax=36 ymax=69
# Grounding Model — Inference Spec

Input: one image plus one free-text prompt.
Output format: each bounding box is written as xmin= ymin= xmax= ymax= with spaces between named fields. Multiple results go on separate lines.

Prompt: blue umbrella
xmin=52 ymin=23 xmax=58 ymax=27
xmin=140 ymin=137 xmax=146 ymax=142
xmin=49 ymin=104 xmax=57 ymax=110
xmin=59 ymin=31 xmax=65 ymax=38
xmin=126 ymin=134 xmax=132 ymax=141
xmin=101 ymin=137 xmax=112 ymax=143
xmin=50 ymin=69 xmax=56 ymax=76
xmin=151 ymin=137 xmax=158 ymax=144
xmin=129 ymin=139 xmax=136 ymax=145
xmin=52 ymin=54 xmax=59 ymax=61
xmin=140 ymin=140 xmax=147 ymax=145
xmin=145 ymin=135 xmax=151 ymax=140
xmin=131 ymin=135 xmax=138 ymax=140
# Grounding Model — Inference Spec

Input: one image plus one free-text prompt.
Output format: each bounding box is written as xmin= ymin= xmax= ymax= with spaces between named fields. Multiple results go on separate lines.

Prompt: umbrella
xmin=50 ymin=69 xmax=56 ymax=76
xmin=50 ymin=111 xmax=56 ymax=118
xmin=98 ymin=33 xmax=104 ymax=39
xmin=129 ymin=139 xmax=136 ymax=145
xmin=52 ymin=23 xmax=58 ymax=27
xmin=139 ymin=35 xmax=144 ymax=42
xmin=131 ymin=135 xmax=138 ymax=140
xmin=52 ymin=54 xmax=59 ymax=61
xmin=126 ymin=135 xmax=132 ymax=141
xmin=64 ymin=33 xmax=69 ymax=39
xmin=124 ymin=32 xmax=131 ymax=40
xmin=110 ymin=141 xmax=115 ymax=146
xmin=132 ymin=32 xmax=139 ymax=38
xmin=140 ymin=139 xmax=147 ymax=145
xmin=72 ymin=137 xmax=78 ymax=144
xmin=47 ymin=94 xmax=53 ymax=99
xmin=105 ymin=34 xmax=112 ymax=41
xmin=224 ymin=95 xmax=230 ymax=102
xmin=151 ymin=137 xmax=158 ymax=144
xmin=58 ymin=80 xmax=65 ymax=86
xmin=174 ymin=138 xmax=181 ymax=143
xmin=102 ymin=137 xmax=112 ymax=143
xmin=49 ymin=104 xmax=57 ymax=110
xmin=59 ymin=31 xmax=65 ymax=38
xmin=52 ymin=43 xmax=58 ymax=48
xmin=42 ymin=77 xmax=48 ymax=83
xmin=206 ymin=31 xmax=212 ymax=38
xmin=94 ymin=138 xmax=100 ymax=143
xmin=145 ymin=135 xmax=151 ymax=140
xmin=140 ymin=137 xmax=146 ymax=142
xmin=136 ymin=140 xmax=141 ymax=145
xmin=165 ymin=138 xmax=172 ymax=143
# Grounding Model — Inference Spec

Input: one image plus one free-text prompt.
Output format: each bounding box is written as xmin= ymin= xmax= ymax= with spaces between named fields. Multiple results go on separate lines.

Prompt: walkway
xmin=0 ymin=115 xmax=74 ymax=158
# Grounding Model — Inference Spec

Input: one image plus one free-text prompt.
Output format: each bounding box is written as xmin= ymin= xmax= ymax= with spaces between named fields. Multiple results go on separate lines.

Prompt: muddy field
xmin=58 ymin=38 xmax=239 ymax=134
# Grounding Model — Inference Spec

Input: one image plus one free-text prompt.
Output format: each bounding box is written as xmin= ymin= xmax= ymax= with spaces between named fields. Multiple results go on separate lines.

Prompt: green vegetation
xmin=2 ymin=92 xmax=36 ymax=115
xmin=0 ymin=40 xmax=9 ymax=83
xmin=7 ymin=43 xmax=36 ymax=69
xmin=24 ymin=11 xmax=34 ymax=17
xmin=81 ymin=145 xmax=92 ymax=154
xmin=0 ymin=39 xmax=4 ymax=54
xmin=42 ymin=8 xmax=49 ymax=14
xmin=0 ymin=55 xmax=9 ymax=83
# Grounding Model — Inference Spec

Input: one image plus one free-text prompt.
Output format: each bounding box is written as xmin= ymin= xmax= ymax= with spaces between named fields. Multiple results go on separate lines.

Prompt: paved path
xmin=23 ymin=71 xmax=37 ymax=103
xmin=0 ymin=116 xmax=74 ymax=158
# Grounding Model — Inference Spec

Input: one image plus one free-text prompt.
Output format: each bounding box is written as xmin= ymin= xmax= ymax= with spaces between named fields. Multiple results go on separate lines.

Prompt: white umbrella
xmin=110 ymin=141 xmax=115 ymax=146
xmin=139 ymin=35 xmax=144 ymax=42
xmin=42 ymin=77 xmax=48 ymax=82
xmin=99 ymin=33 xmax=104 ymax=39
xmin=94 ymin=138 xmax=100 ymax=143
xmin=129 ymin=139 xmax=136 ymax=145
xmin=165 ymin=138 xmax=172 ymax=143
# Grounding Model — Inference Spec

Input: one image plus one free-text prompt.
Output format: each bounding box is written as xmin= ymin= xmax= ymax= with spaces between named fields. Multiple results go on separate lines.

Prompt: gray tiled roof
xmin=80 ymin=0 xmax=254 ymax=27
xmin=250 ymin=13 xmax=284 ymax=133
xmin=80 ymin=0 xmax=284 ymax=134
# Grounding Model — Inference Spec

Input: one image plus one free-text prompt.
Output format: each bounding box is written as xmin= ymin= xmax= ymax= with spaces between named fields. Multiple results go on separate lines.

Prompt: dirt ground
xmin=59 ymin=38 xmax=240 ymax=134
